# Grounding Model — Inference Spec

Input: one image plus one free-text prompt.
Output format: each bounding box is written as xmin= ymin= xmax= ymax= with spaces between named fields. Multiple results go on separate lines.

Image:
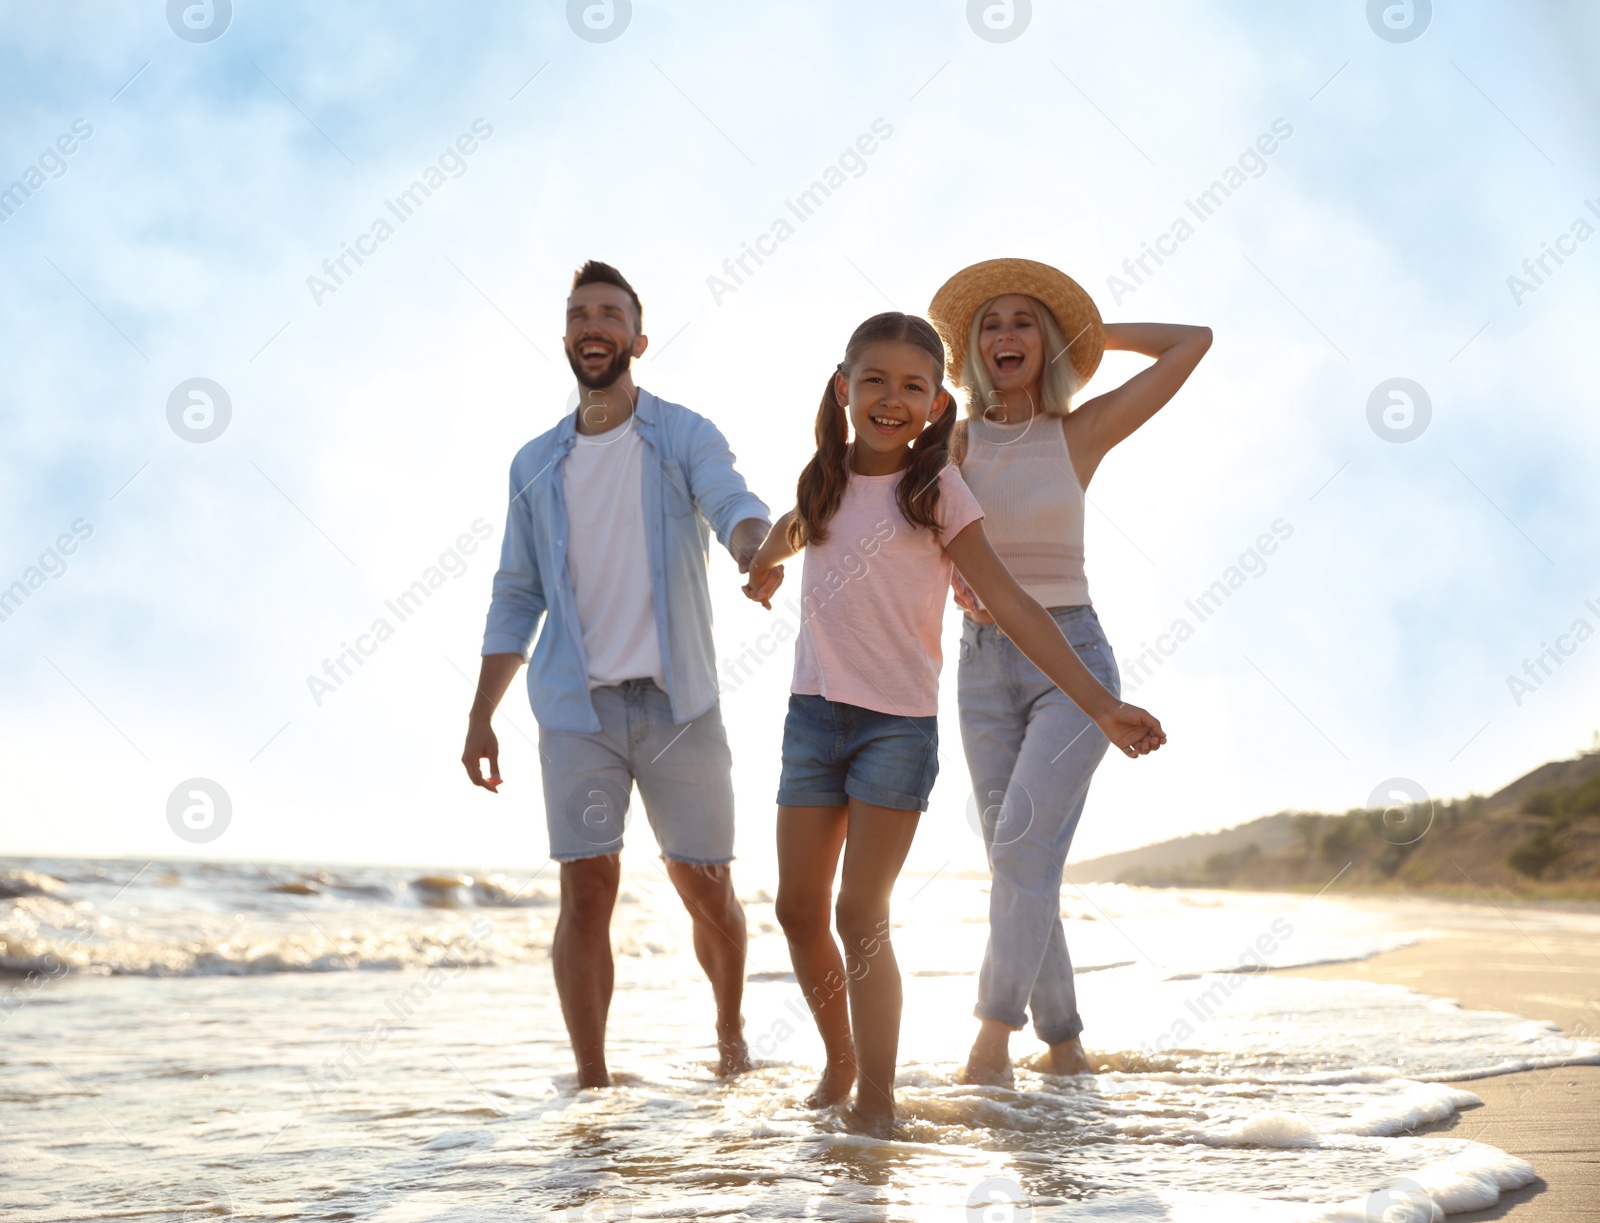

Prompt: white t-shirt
xmin=562 ymin=419 xmax=665 ymax=689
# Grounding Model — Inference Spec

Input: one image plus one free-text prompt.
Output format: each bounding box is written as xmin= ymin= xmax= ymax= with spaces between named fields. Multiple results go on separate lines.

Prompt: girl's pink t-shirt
xmin=791 ymin=464 xmax=984 ymax=717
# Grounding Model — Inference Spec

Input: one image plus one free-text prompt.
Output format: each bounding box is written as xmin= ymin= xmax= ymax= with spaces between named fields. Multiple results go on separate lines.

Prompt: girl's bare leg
xmin=775 ymin=804 xmax=854 ymax=1106
xmin=835 ymin=798 xmax=921 ymax=1137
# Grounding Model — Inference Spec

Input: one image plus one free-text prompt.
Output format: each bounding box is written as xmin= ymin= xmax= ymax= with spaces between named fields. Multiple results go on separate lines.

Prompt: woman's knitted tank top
xmin=957 ymin=413 xmax=1090 ymax=608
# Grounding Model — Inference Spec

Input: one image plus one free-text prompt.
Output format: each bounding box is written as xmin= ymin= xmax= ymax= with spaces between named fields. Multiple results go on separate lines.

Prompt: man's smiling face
xmin=564 ymin=283 xmax=645 ymax=390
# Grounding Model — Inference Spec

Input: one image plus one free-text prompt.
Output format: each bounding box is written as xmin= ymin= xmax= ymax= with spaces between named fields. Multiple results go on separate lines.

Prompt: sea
xmin=3 ymin=857 xmax=1597 ymax=1222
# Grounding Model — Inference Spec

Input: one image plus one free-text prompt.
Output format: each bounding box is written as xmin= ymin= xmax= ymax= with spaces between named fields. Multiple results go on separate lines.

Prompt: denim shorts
xmin=538 ymin=679 xmax=735 ymax=864
xmin=777 ymin=693 xmax=940 ymax=812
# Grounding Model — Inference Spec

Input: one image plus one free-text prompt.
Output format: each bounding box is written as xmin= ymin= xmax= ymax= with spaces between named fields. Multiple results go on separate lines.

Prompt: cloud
xmin=1 ymin=1 xmax=1597 ymax=871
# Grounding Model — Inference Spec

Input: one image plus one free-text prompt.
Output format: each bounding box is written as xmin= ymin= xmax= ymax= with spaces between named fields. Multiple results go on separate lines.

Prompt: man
xmin=462 ymin=261 xmax=771 ymax=1086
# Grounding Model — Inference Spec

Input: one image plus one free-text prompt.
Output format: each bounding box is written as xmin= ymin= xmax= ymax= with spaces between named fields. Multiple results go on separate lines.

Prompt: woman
xmin=927 ymin=258 xmax=1211 ymax=1084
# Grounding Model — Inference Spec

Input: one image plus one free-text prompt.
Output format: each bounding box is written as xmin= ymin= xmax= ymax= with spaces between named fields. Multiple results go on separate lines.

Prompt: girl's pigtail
xmin=896 ymin=382 xmax=957 ymax=534
xmin=789 ymin=370 xmax=851 ymax=548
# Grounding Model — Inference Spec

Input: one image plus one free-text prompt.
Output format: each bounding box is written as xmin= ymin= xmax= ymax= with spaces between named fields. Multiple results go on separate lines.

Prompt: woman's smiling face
xmin=976 ymin=293 xmax=1046 ymax=398
xmin=836 ymin=339 xmax=948 ymax=462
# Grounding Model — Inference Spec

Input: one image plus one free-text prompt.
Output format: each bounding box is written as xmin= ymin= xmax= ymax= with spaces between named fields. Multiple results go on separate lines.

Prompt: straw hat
xmin=928 ymin=258 xmax=1104 ymax=387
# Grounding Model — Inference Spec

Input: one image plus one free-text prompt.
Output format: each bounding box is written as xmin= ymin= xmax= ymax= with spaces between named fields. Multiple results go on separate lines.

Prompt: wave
xmin=0 ymin=927 xmax=507 ymax=979
xmin=0 ymin=869 xmax=66 ymax=899
xmin=397 ymin=872 xmax=562 ymax=908
xmin=0 ymin=857 xmax=566 ymax=913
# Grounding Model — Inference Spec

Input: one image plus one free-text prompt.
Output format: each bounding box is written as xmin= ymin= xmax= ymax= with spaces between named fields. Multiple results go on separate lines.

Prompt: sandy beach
xmin=1283 ymin=901 xmax=1600 ymax=1221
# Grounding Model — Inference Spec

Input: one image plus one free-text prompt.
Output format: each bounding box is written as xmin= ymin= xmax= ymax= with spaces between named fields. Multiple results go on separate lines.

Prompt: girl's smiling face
xmin=977 ymin=293 xmax=1046 ymax=398
xmin=836 ymin=339 xmax=949 ymax=467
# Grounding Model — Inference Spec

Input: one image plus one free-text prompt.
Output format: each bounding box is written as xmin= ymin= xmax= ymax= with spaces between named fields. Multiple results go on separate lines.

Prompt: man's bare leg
xmin=664 ymin=859 xmax=751 ymax=1075
xmin=553 ymin=854 xmax=621 ymax=1088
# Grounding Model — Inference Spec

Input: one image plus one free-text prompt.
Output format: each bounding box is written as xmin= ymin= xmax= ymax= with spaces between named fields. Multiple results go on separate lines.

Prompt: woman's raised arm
xmin=1067 ymin=322 xmax=1212 ymax=486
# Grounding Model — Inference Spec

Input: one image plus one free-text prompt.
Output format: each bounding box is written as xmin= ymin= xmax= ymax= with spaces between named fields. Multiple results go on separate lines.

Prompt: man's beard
xmin=565 ymin=336 xmax=634 ymax=390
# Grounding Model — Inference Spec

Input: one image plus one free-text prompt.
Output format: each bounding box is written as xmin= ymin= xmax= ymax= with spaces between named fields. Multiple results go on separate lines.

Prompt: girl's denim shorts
xmin=776 ymin=693 xmax=939 ymax=812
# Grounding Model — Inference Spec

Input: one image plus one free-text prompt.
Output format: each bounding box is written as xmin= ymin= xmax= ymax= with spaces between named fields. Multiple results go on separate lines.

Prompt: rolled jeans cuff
xmin=973 ymin=1003 xmax=1083 ymax=1044
xmin=973 ymin=1002 xmax=1028 ymax=1032
xmin=1034 ymin=1013 xmax=1084 ymax=1045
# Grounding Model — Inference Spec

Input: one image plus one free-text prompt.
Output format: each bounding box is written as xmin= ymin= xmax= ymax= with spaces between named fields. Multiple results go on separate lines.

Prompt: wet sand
xmin=1282 ymin=904 xmax=1600 ymax=1221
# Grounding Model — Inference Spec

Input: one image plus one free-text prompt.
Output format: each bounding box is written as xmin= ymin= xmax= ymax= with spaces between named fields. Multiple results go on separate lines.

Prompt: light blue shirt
xmin=482 ymin=389 xmax=770 ymax=733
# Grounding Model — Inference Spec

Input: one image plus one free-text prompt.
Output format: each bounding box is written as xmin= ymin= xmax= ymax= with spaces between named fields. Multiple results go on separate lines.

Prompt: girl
xmin=926 ymin=258 xmax=1212 ymax=1086
xmin=741 ymin=311 xmax=1164 ymax=1136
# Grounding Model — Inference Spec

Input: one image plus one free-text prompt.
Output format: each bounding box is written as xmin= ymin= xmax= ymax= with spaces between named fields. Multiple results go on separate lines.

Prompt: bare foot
xmin=805 ymin=1054 xmax=856 ymax=1108
xmin=961 ymin=1043 xmax=1014 ymax=1088
xmin=841 ymin=1102 xmax=894 ymax=1139
xmin=1046 ymin=1035 xmax=1093 ymax=1076
xmin=575 ymin=1066 xmax=611 ymax=1090
xmin=718 ymin=1028 xmax=752 ymax=1077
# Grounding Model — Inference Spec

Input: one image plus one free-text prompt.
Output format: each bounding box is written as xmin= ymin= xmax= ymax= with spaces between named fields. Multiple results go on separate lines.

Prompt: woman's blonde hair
xmin=961 ymin=295 xmax=1082 ymax=418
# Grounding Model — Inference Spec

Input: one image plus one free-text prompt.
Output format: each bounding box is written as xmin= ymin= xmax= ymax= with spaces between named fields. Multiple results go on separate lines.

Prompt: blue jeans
xmin=957 ymin=605 xmax=1118 ymax=1044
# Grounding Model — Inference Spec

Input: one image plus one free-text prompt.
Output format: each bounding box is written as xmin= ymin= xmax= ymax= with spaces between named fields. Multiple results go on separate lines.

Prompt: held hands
xmin=742 ymin=559 xmax=784 ymax=610
xmin=738 ymin=510 xmax=803 ymax=610
xmin=734 ymin=516 xmax=784 ymax=609
xmin=1094 ymin=702 xmax=1167 ymax=759
xmin=950 ymin=569 xmax=995 ymax=625
xmin=729 ymin=517 xmax=770 ymax=574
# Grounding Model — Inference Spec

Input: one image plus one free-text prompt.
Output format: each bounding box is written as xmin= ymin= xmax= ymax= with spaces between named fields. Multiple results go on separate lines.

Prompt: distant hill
xmin=1064 ymin=748 xmax=1600 ymax=900
xmin=1061 ymin=812 xmax=1302 ymax=885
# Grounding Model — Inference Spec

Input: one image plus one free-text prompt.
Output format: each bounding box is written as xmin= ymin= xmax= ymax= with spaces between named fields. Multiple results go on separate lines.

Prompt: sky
xmin=1 ymin=0 xmax=1597 ymax=883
